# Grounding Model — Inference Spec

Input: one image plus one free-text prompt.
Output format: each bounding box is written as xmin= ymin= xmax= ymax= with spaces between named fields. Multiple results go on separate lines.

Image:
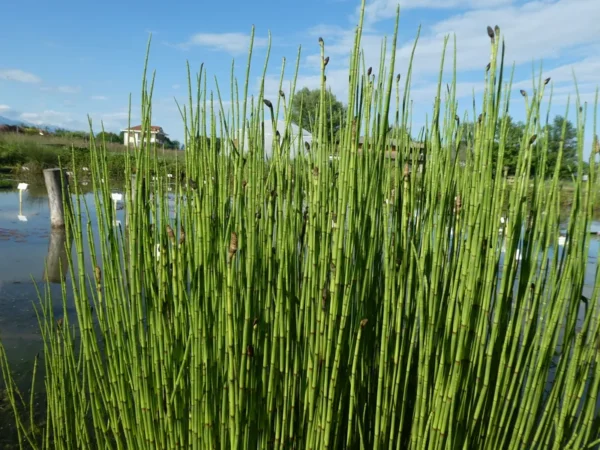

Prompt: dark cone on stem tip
xmin=396 ymin=74 xmax=401 ymax=82
xmin=324 ymin=56 xmax=329 ymax=66
xmin=486 ymin=62 xmax=491 ymax=72
xmin=263 ymin=99 xmax=273 ymax=109
xmin=247 ymin=345 xmax=254 ymax=357
xmin=279 ymin=89 xmax=285 ymax=99
xmin=455 ymin=115 xmax=460 ymax=125
xmin=520 ymin=89 xmax=527 ymax=97
xmin=304 ymin=141 xmax=310 ymax=151
xmin=368 ymin=67 xmax=372 ymax=76
xmin=487 ymin=26 xmax=495 ymax=40
xmin=529 ymin=134 xmax=537 ymax=145
xmin=494 ymin=25 xmax=500 ymax=36
xmin=544 ymin=77 xmax=551 ymax=85
xmin=253 ymin=317 xmax=259 ymax=329
xmin=324 ymin=75 xmax=327 ymax=82
xmin=360 ymin=319 xmax=368 ymax=328
xmin=319 ymin=37 xmax=324 ymax=45
xmin=95 ymin=266 xmax=102 ymax=285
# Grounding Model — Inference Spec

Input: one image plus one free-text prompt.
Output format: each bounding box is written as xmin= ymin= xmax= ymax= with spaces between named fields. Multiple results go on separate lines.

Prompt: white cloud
xmin=396 ymin=0 xmax=600 ymax=76
xmin=541 ymin=57 xmax=600 ymax=86
xmin=0 ymin=104 xmax=10 ymax=112
xmin=58 ymin=85 xmax=81 ymax=94
xmin=290 ymin=0 xmax=600 ymax=110
xmin=177 ymin=32 xmax=268 ymax=55
xmin=15 ymin=108 xmax=138 ymax=133
xmin=360 ymin=0 xmax=513 ymax=24
xmin=0 ymin=69 xmax=41 ymax=84
xmin=305 ymin=0 xmax=600 ymax=83
xmin=20 ymin=110 xmax=81 ymax=127
xmin=91 ymin=95 xmax=107 ymax=100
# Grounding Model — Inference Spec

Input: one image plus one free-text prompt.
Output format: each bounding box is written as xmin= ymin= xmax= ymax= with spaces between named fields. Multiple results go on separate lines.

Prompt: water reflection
xmin=43 ymin=229 xmax=72 ymax=283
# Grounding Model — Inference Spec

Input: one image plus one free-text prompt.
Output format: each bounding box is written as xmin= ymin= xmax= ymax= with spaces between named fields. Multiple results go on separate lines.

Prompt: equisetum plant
xmin=1 ymin=1 xmax=600 ymax=448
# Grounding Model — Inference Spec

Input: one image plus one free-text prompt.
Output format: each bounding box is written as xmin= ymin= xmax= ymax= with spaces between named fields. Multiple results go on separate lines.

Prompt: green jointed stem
xmin=1 ymin=3 xmax=599 ymax=449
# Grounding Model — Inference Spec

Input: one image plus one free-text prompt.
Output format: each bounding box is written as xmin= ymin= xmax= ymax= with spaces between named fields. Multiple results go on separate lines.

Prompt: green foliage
xmin=164 ymin=138 xmax=182 ymax=150
xmin=0 ymin=133 xmax=181 ymax=179
xmin=545 ymin=115 xmax=578 ymax=178
xmin=289 ymin=87 xmax=346 ymax=140
xmin=457 ymin=114 xmax=579 ymax=178
xmin=96 ymin=131 xmax=121 ymax=144
xmin=493 ymin=115 xmax=525 ymax=175
xmin=53 ymin=128 xmax=90 ymax=140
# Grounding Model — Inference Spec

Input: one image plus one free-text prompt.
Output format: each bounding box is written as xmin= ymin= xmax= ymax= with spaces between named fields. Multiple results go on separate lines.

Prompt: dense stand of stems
xmin=1 ymin=3 xmax=600 ymax=449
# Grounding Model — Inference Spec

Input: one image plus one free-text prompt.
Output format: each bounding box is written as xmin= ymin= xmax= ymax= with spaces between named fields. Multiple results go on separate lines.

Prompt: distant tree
xmin=96 ymin=131 xmax=121 ymax=144
xmin=452 ymin=116 xmax=525 ymax=175
xmin=450 ymin=114 xmax=579 ymax=179
xmin=160 ymin=136 xmax=182 ymax=150
xmin=289 ymin=87 xmax=346 ymax=141
xmin=544 ymin=115 xmax=578 ymax=178
xmin=493 ymin=116 xmax=526 ymax=176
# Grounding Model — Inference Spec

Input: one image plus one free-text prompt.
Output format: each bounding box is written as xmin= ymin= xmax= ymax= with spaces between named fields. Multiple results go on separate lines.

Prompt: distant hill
xmin=0 ymin=115 xmax=62 ymax=132
xmin=0 ymin=115 xmax=32 ymax=127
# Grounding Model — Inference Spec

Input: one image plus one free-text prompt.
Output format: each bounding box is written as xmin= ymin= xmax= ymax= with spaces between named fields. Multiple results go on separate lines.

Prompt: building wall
xmin=123 ymin=131 xmax=165 ymax=146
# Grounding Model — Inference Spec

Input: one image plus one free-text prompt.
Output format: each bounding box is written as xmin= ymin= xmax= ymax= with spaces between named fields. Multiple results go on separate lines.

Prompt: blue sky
xmin=0 ymin=0 xmax=599 ymax=157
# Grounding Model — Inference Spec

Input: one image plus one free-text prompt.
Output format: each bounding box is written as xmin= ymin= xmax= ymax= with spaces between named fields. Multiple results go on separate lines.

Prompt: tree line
xmin=287 ymin=87 xmax=584 ymax=179
xmin=454 ymin=115 xmax=583 ymax=179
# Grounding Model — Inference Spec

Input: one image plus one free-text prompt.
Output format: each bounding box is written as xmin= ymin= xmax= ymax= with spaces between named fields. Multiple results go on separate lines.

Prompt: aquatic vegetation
xmin=1 ymin=1 xmax=599 ymax=448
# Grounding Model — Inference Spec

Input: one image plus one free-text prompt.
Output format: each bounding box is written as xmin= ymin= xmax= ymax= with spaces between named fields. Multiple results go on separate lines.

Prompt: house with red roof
xmin=122 ymin=124 xmax=167 ymax=146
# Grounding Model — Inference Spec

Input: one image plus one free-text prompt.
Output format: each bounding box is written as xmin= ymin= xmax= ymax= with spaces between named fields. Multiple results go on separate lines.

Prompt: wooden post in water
xmin=43 ymin=168 xmax=72 ymax=229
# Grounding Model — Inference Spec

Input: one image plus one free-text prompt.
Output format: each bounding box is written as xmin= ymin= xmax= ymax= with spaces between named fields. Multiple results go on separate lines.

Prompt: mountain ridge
xmin=0 ymin=115 xmax=61 ymax=131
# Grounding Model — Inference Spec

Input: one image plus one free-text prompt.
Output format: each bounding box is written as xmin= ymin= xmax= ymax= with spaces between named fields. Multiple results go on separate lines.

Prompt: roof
xmin=124 ymin=125 xmax=165 ymax=133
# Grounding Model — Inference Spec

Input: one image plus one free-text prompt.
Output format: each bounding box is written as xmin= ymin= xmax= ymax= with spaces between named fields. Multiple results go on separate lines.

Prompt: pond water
xmin=0 ymin=186 xmax=110 ymax=388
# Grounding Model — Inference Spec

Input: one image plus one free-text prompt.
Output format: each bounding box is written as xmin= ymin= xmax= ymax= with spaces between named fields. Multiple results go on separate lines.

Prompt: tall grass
xmin=1 ymin=2 xmax=600 ymax=448
xmin=0 ymin=132 xmax=183 ymax=179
